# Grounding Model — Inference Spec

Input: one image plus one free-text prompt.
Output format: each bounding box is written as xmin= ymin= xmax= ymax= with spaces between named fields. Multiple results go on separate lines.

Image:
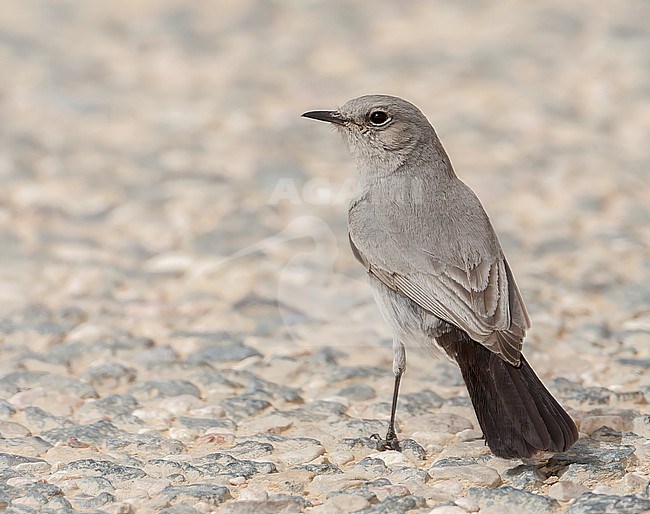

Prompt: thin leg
xmin=384 ymin=340 xmax=406 ymax=450
xmin=385 ymin=370 xmax=402 ymax=447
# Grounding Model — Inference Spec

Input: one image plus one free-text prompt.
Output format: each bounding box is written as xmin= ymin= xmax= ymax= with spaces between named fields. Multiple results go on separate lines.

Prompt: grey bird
xmin=302 ymin=95 xmax=578 ymax=458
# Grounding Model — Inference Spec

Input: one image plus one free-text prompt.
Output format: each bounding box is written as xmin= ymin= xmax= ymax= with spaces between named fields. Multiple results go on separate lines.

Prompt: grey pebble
xmin=247 ymin=376 xmax=303 ymax=403
xmin=76 ymin=476 xmax=115 ymax=495
xmin=109 ymin=432 xmax=186 ymax=454
xmin=589 ymin=426 xmax=623 ymax=443
xmin=327 ymin=487 xmax=379 ymax=503
xmin=234 ymin=294 xmax=308 ymax=336
xmin=550 ymin=378 xmax=645 ymax=405
xmin=71 ymin=491 xmax=116 ymax=509
xmin=356 ymin=457 xmax=390 ymax=474
xmin=80 ymin=363 xmax=137 ymax=389
xmin=355 ymin=494 xmax=427 ymax=513
xmin=55 ymin=306 xmax=87 ymax=328
xmin=165 ymin=473 xmax=187 ymax=485
xmin=204 ymin=368 xmax=300 ymax=403
xmin=186 ymin=342 xmax=261 ymax=364
xmin=204 ymin=368 xmax=259 ymax=387
xmin=171 ymin=330 xmax=238 ymax=343
xmin=357 ymin=477 xmax=392 ymax=489
xmin=328 ymin=366 xmax=385 ymax=382
xmin=565 ymin=492 xmax=650 ymax=514
xmin=363 ymin=401 xmax=392 ymax=419
xmin=193 ymin=452 xmax=238 ymax=467
xmin=338 ymin=383 xmax=377 ymax=401
xmin=389 ymin=467 xmax=430 ymax=484
xmin=221 ymin=460 xmax=276 ymax=479
xmin=547 ymin=440 xmax=637 ymax=487
xmin=61 ymin=459 xmax=147 ymax=481
xmin=398 ymin=439 xmax=427 ymax=461
xmin=431 ymin=456 xmax=477 ymax=468
xmin=560 ymin=463 xmax=625 ymax=485
xmin=13 ymin=481 xmax=63 ymax=505
xmin=108 ymin=335 xmax=156 ymax=355
xmin=134 ymin=346 xmax=179 ymax=369
xmin=23 ymin=406 xmax=75 ymax=430
xmin=444 ymin=396 xmax=473 ymax=407
xmin=41 ymin=420 xmax=186 ymax=455
xmin=587 ymin=407 xmax=639 ymax=424
xmin=145 ymin=459 xmax=185 ymax=476
xmin=0 ymin=454 xmax=46 ymax=467
xmin=41 ymin=495 xmax=72 ymax=510
xmin=223 ymin=395 xmax=272 ymax=420
xmin=0 ymin=371 xmax=97 ymax=399
xmin=145 ymin=459 xmax=203 ymax=481
xmin=192 ymin=453 xmax=277 ymax=478
xmin=6 ymin=304 xmax=52 ymax=327
xmin=549 ymin=378 xmax=613 ymax=405
xmin=0 ymin=483 xmax=19 ymax=502
xmin=400 ymin=390 xmax=444 ymax=414
xmin=4 ymin=304 xmax=68 ymax=338
xmin=502 ymin=464 xmax=547 ymax=490
xmin=3 ymin=504 xmax=38 ymax=513
xmin=0 ymin=437 xmax=52 ymax=456
xmin=308 ymin=347 xmax=346 ymax=365
xmin=295 ymin=463 xmax=342 ymax=475
xmin=0 ymin=401 xmax=16 ymax=420
xmin=281 ymin=400 xmax=346 ymax=421
xmin=45 ymin=342 xmax=105 ymax=368
xmin=5 ymin=507 xmax=41 ymax=514
xmin=77 ymin=394 xmax=140 ymax=417
xmin=465 ymin=486 xmax=559 ymax=514
xmin=618 ymin=355 xmax=650 ymax=368
xmin=128 ymin=379 xmax=201 ymax=399
xmin=245 ymin=433 xmax=290 ymax=444
xmin=331 ymin=418 xmax=387 ymax=438
xmin=220 ymin=440 xmax=274 ymax=459
xmin=548 ymin=439 xmax=636 ymax=467
xmin=159 ymin=483 xmax=231 ymax=507
xmin=178 ymin=416 xmax=235 ymax=430
xmin=0 ymin=468 xmax=21 ymax=483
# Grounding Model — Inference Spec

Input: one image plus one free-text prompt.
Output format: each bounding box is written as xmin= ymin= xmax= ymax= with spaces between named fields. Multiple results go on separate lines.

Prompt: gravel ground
xmin=0 ymin=1 xmax=648 ymax=513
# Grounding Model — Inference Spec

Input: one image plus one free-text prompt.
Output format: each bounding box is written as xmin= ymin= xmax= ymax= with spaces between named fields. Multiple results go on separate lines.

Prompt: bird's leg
xmin=373 ymin=339 xmax=405 ymax=451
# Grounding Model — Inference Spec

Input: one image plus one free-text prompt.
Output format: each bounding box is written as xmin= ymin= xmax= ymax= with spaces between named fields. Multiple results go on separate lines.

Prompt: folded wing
xmin=350 ymin=234 xmax=530 ymax=365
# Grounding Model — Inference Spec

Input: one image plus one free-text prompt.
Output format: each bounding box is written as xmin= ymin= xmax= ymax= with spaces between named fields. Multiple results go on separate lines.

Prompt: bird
xmin=302 ymin=94 xmax=578 ymax=459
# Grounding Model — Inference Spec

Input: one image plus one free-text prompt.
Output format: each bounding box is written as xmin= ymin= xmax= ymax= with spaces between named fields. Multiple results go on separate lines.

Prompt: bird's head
xmin=303 ymin=94 xmax=440 ymax=174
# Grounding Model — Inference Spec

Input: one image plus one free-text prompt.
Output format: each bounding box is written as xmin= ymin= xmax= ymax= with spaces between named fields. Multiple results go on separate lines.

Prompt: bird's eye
xmin=369 ymin=110 xmax=390 ymax=126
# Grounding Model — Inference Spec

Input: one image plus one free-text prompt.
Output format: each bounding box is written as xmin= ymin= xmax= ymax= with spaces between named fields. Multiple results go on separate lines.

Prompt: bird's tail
xmin=440 ymin=329 xmax=578 ymax=459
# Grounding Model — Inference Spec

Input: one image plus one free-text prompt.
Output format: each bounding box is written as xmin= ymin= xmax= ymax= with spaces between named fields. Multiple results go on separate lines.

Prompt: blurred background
xmin=0 ymin=0 xmax=648 ymax=380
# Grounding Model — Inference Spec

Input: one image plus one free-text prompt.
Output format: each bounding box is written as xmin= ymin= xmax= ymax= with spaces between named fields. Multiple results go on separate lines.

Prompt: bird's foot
xmin=370 ymin=431 xmax=401 ymax=451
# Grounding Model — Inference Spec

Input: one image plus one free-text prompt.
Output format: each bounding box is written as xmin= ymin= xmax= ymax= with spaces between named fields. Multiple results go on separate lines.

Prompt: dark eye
xmin=369 ymin=110 xmax=390 ymax=126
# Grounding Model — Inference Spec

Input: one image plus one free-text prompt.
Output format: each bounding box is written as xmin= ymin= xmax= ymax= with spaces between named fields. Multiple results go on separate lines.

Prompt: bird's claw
xmin=370 ymin=432 xmax=401 ymax=451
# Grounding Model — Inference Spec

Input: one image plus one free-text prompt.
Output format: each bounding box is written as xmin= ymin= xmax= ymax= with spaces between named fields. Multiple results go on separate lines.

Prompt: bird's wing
xmin=349 ymin=234 xmax=530 ymax=366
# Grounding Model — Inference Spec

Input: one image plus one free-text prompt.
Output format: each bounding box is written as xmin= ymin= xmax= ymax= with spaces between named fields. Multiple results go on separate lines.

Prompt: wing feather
xmin=350 ymin=234 xmax=530 ymax=365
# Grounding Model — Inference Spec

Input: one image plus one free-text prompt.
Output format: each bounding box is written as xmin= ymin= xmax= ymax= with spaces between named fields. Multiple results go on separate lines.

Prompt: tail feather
xmin=440 ymin=328 xmax=578 ymax=459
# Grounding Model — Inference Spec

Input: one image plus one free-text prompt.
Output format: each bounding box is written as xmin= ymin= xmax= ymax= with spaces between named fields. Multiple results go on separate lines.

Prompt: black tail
xmin=440 ymin=329 xmax=578 ymax=459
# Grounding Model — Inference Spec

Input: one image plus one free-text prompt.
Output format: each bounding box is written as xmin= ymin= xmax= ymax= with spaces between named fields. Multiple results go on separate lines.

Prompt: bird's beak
xmin=301 ymin=110 xmax=347 ymax=126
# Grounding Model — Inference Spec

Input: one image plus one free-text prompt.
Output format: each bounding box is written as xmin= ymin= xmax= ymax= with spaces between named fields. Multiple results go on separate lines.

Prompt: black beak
xmin=301 ymin=110 xmax=347 ymax=126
